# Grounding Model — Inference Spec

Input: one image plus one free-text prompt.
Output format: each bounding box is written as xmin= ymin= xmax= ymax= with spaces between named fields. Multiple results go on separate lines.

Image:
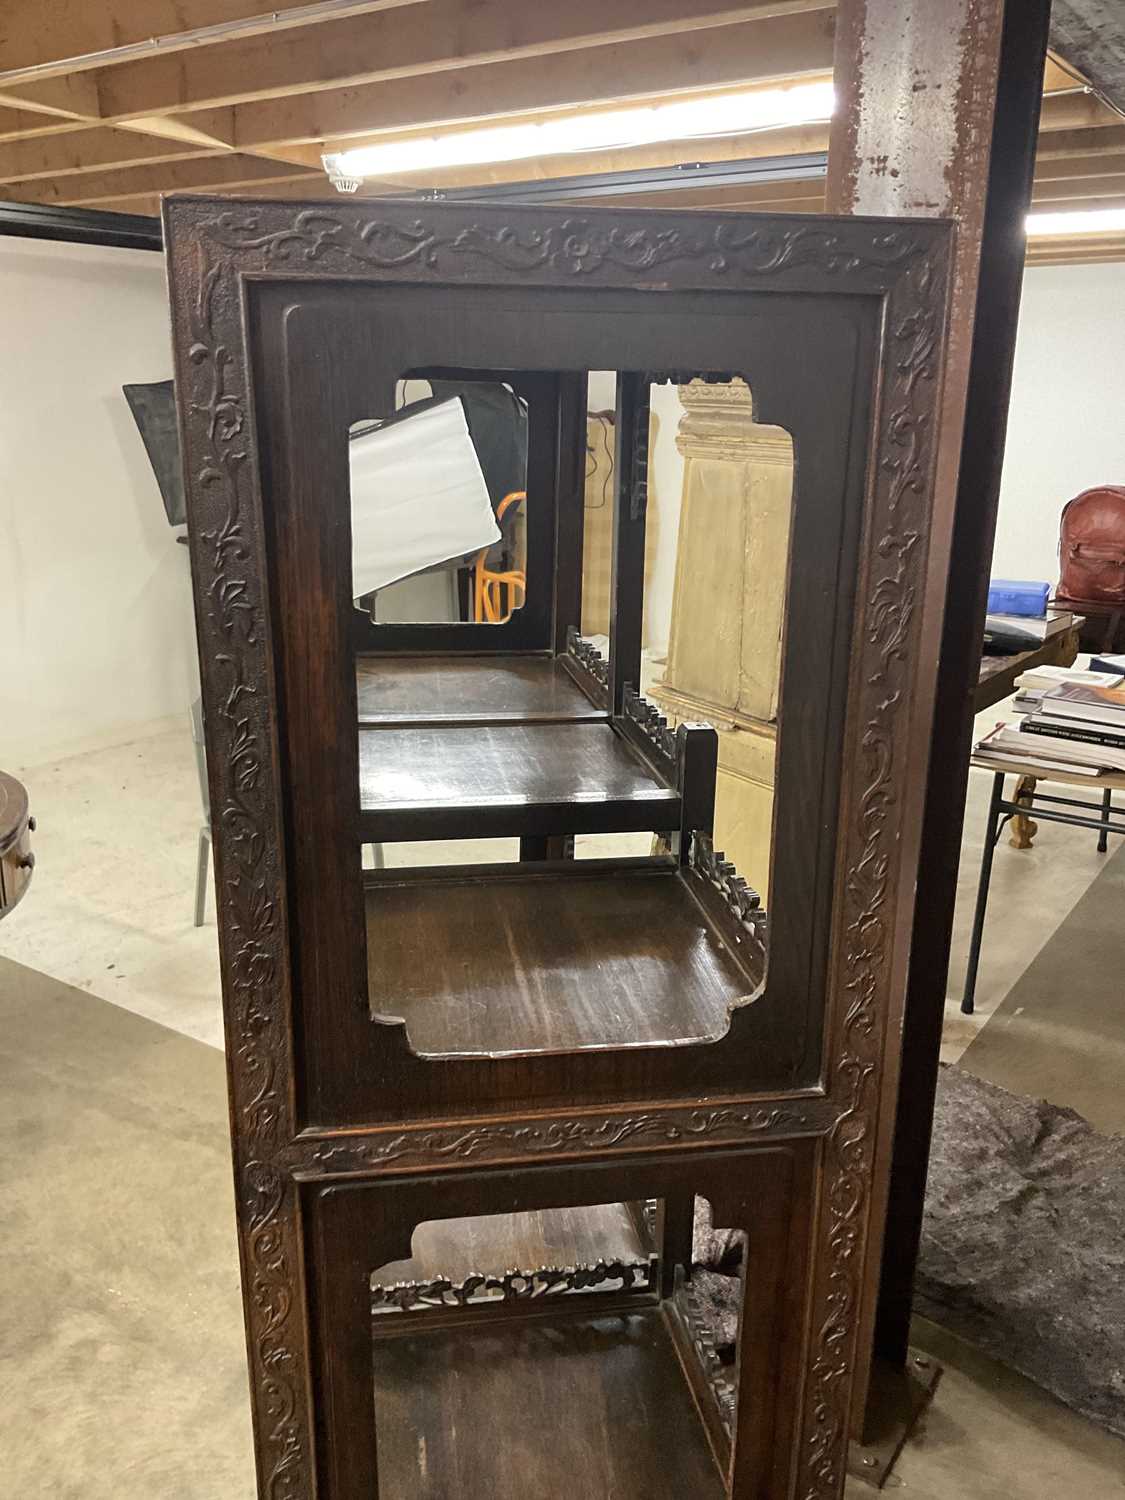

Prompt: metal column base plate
xmin=847 ymin=1347 xmax=942 ymax=1488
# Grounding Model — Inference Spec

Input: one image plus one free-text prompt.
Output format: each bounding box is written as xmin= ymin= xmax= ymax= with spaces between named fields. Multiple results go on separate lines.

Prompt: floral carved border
xmin=164 ymin=196 xmax=952 ymax=1500
xmin=797 ymin=244 xmax=950 ymax=1498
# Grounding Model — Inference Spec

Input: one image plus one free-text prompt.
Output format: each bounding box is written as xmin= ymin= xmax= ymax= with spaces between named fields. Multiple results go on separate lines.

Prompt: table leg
xmin=1008 ymin=773 xmax=1038 ymax=848
xmin=1098 ymin=787 xmax=1113 ymax=854
xmin=962 ymin=772 xmax=1004 ymax=1016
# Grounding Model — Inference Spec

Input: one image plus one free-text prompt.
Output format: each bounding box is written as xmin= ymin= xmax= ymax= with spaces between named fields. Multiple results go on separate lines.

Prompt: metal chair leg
xmin=1098 ymin=787 xmax=1113 ymax=854
xmin=961 ymin=772 xmax=1005 ymax=1016
xmin=194 ymin=826 xmax=211 ymax=927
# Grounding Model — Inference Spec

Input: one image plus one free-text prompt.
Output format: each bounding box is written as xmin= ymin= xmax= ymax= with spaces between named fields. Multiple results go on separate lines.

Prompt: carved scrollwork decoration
xmin=293 ymin=1101 xmax=814 ymax=1178
xmin=799 ymin=246 xmax=949 ymax=1499
xmin=371 ymin=1256 xmax=657 ymax=1317
xmin=175 ymin=232 xmax=308 ymax=1500
xmin=676 ymin=1277 xmax=740 ymax=1437
xmin=689 ymin=832 xmax=768 ymax=941
xmin=621 ymin=684 xmax=678 ymax=776
xmin=164 ymin=194 xmax=952 ymax=1500
xmin=200 ymin=208 xmax=924 ymax=286
xmin=565 ymin=625 xmax=610 ymax=689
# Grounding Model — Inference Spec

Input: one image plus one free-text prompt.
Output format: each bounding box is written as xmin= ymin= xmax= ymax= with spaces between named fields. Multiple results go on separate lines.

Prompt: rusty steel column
xmin=826 ymin=0 xmax=1052 ymax=1451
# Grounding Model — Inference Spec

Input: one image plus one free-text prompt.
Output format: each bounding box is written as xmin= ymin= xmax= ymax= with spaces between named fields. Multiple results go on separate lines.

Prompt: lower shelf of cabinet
xmin=371 ymin=1305 xmax=726 ymax=1498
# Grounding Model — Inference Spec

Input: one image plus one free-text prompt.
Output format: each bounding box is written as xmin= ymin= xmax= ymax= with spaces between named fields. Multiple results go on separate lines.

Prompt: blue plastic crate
xmin=986 ymin=578 xmax=1050 ymax=618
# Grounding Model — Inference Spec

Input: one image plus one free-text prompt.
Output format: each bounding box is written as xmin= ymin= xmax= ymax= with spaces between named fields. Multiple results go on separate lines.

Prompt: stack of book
xmin=976 ymin=670 xmax=1125 ymax=777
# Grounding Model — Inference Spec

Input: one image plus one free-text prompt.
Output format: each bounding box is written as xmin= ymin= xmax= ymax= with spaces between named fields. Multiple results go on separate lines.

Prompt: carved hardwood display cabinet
xmin=165 ymin=194 xmax=954 ymax=1499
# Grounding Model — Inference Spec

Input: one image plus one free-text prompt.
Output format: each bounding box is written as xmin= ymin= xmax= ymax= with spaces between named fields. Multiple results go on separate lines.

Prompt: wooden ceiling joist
xmin=0 ymin=1 xmax=424 ymax=83
xmin=216 ymin=15 xmax=837 ymax=150
xmin=2 ymin=2 xmax=1125 ymax=268
xmin=86 ymin=1 xmax=831 ymax=121
xmin=15 ymin=154 xmax=317 ymax=208
xmin=0 ymin=127 xmax=220 ymax=186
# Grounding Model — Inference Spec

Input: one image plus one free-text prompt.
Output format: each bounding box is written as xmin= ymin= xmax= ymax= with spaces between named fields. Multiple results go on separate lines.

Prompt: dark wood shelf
xmin=371 ymin=1307 xmax=725 ymax=1499
xmin=356 ymin=653 xmax=605 ymax=726
xmin=365 ymin=863 xmax=756 ymax=1057
xmin=358 ymin=720 xmax=679 ymax=840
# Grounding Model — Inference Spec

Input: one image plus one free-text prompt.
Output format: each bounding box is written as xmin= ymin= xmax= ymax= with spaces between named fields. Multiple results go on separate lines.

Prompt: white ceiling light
xmin=1026 ymin=207 xmax=1125 ymax=237
xmin=324 ymin=80 xmax=835 ymax=187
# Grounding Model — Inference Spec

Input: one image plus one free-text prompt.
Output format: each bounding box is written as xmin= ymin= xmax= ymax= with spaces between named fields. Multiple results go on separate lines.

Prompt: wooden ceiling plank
xmin=1039 ymin=91 xmax=1124 ymax=130
xmin=0 ymin=1 xmax=425 ymax=82
xmin=112 ymin=109 xmax=238 ymax=149
xmin=1032 ymin=177 xmax=1125 ymax=204
xmin=92 ymin=1 xmax=833 ymax=119
xmin=0 ymin=127 xmax=222 ymax=186
xmin=1037 ymin=123 xmax=1125 ymax=158
xmin=0 ymin=71 xmax=101 ymax=121
xmin=1034 ymin=150 xmax=1125 ymax=181
xmin=213 ymin=15 xmax=836 ymax=149
xmin=5 ymin=154 xmax=318 ymax=206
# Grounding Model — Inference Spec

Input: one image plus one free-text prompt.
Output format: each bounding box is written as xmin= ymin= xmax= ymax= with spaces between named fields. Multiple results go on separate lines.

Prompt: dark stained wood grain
xmin=373 ymin=1202 xmax=649 ymax=1291
xmin=356 ymin=653 xmax=605 ymax=725
xmin=166 ymin=193 xmax=955 ymax=1500
xmin=305 ymin=1146 xmax=810 ymax=1499
xmin=0 ymin=770 xmax=33 ymax=919
xmin=357 ymin=720 xmax=678 ymax=841
xmin=371 ymin=1310 xmax=725 ymax=1499
xmin=254 ymin=280 xmax=881 ymax=1124
xmin=365 ymin=865 xmax=754 ymax=1055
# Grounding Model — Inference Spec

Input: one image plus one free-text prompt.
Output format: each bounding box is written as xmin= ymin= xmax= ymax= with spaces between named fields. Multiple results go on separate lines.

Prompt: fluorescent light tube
xmin=324 ymin=80 xmax=835 ymax=184
xmin=1026 ymin=207 xmax=1125 ymax=237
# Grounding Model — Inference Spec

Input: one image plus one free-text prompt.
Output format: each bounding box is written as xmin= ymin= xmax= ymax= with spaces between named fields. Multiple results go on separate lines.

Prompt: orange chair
xmin=473 ymin=490 xmax=526 ymax=623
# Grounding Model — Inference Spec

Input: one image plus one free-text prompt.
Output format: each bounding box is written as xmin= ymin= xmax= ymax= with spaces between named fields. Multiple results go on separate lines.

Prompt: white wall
xmin=993 ymin=261 xmax=1125 ymax=585
xmin=0 ymin=237 xmax=197 ymax=768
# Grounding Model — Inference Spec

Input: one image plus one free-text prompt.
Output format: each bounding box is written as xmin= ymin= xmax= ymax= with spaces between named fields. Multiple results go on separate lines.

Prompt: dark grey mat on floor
xmin=960 ymin=835 xmax=1125 ymax=1135
xmin=915 ymin=1063 xmax=1125 ymax=1440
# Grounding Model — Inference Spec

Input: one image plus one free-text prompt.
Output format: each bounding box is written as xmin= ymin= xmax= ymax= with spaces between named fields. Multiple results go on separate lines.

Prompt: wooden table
xmin=960 ymin=755 xmax=1125 ymax=1014
xmin=974 ymin=609 xmax=1081 ymax=715
xmin=0 ymin=770 xmax=34 ymax=919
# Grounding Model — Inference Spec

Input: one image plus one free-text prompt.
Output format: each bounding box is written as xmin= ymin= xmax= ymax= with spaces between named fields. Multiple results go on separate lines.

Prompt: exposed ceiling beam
xmin=0 ymin=71 xmax=101 ymax=120
xmin=210 ymin=13 xmax=836 ymax=149
xmin=0 ymin=1 xmax=426 ymax=82
xmin=4 ymin=154 xmax=316 ymax=207
xmin=0 ymin=127 xmax=221 ymax=186
xmin=90 ymin=0 xmax=832 ymax=120
xmin=1039 ymin=91 xmax=1125 ymax=131
xmin=1031 ymin=176 xmax=1125 ymax=203
xmin=1036 ymin=124 xmax=1125 ymax=158
xmin=1034 ymin=150 xmax=1125 ymax=181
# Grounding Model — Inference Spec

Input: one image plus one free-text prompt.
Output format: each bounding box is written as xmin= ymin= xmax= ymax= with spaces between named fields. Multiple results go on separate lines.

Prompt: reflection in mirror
xmin=650 ymin=378 xmax=794 ymax=902
xmin=350 ymin=376 xmax=529 ymax=625
xmin=357 ymin=370 xmax=778 ymax=1061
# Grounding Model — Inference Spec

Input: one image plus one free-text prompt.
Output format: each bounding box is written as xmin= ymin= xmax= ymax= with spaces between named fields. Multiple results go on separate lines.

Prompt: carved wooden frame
xmin=164 ymin=195 xmax=954 ymax=1500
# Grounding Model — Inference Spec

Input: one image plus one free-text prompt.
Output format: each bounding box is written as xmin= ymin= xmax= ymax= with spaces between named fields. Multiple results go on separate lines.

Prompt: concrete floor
xmin=2 ymin=708 xmax=1124 ymax=1498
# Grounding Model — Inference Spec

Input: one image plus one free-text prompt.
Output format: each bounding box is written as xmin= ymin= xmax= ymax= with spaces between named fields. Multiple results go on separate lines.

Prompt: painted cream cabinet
xmin=651 ymin=379 xmax=792 ymax=899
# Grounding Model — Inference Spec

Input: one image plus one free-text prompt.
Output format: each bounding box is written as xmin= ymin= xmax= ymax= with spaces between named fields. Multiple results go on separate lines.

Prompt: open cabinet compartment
xmin=166 ymin=194 xmax=954 ymax=1498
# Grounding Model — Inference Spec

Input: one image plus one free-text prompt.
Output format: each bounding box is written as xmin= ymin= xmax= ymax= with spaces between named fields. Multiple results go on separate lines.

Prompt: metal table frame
xmin=961 ymin=770 xmax=1125 ymax=1014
